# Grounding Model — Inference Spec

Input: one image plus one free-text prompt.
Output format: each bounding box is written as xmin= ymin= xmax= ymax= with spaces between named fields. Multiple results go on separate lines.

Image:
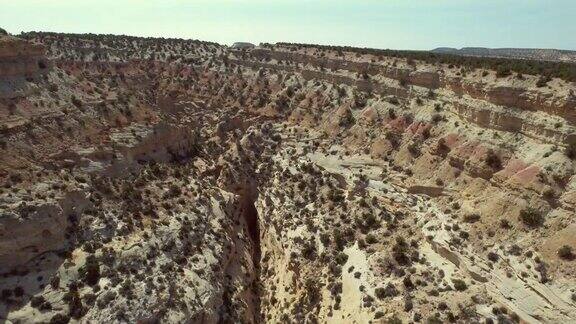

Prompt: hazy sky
xmin=1 ymin=0 xmax=575 ymax=50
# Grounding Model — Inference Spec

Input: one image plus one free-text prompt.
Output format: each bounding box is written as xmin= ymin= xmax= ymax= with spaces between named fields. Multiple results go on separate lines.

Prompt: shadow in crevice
xmin=240 ymin=197 xmax=261 ymax=269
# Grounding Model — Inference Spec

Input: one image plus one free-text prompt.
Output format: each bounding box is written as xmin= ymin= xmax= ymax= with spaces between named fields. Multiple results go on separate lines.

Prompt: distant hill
xmin=431 ymin=47 xmax=576 ymax=63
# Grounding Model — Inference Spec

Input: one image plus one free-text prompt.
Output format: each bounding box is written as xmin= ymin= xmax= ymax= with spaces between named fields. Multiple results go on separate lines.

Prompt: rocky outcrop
xmin=0 ymin=190 xmax=91 ymax=271
xmin=112 ymin=123 xmax=199 ymax=163
xmin=0 ymin=36 xmax=49 ymax=99
xmin=0 ymin=36 xmax=48 ymax=77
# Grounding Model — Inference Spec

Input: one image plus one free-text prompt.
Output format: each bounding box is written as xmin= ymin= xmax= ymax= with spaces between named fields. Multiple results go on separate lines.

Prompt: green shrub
xmin=519 ymin=207 xmax=544 ymax=228
xmin=375 ymin=283 xmax=398 ymax=299
xmin=335 ymin=252 xmax=348 ymax=265
xmin=452 ymin=279 xmax=467 ymax=291
xmin=365 ymin=234 xmax=378 ymax=244
xmin=557 ymin=245 xmax=574 ymax=260
xmin=463 ymin=213 xmax=481 ymax=223
xmin=79 ymin=255 xmax=100 ymax=286
xmin=485 ymin=149 xmax=502 ymax=170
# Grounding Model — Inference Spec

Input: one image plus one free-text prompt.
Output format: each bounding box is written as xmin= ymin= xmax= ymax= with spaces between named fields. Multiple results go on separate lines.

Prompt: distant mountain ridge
xmin=431 ymin=47 xmax=576 ymax=63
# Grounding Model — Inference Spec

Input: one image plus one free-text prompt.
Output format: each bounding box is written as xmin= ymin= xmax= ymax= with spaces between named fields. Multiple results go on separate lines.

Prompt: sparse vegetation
xmin=2 ymin=29 xmax=575 ymax=324
xmin=268 ymin=42 xmax=576 ymax=82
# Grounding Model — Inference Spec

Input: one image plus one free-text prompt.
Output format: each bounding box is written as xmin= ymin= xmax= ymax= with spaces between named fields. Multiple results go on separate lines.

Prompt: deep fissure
xmin=241 ymin=198 xmax=261 ymax=263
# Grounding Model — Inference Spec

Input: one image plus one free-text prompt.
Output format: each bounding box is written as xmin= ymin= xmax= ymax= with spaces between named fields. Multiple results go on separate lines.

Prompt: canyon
xmin=0 ymin=32 xmax=575 ymax=323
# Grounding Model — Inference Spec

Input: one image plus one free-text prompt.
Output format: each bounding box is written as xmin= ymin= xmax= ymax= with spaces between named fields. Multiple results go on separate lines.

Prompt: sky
xmin=1 ymin=0 xmax=575 ymax=51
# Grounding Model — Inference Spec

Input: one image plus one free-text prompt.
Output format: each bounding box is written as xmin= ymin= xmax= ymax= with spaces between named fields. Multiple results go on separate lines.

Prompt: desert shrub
xmin=427 ymin=316 xmax=443 ymax=324
xmin=30 ymin=296 xmax=45 ymax=308
xmin=79 ymin=255 xmax=100 ymax=286
xmin=49 ymin=313 xmax=71 ymax=324
xmin=557 ymin=245 xmax=574 ymax=260
xmin=0 ymin=27 xmax=7 ymax=35
xmin=407 ymin=141 xmax=421 ymax=156
xmin=328 ymin=189 xmax=345 ymax=204
xmin=392 ymin=237 xmax=411 ymax=265
xmin=304 ymin=278 xmax=320 ymax=304
xmin=536 ymin=75 xmax=552 ymax=87
xmin=65 ymin=289 xmax=86 ymax=319
xmin=519 ymin=207 xmax=544 ymax=228
xmin=365 ymin=234 xmax=378 ymax=244
xmin=335 ymin=252 xmax=348 ymax=265
xmin=403 ymin=112 xmax=414 ymax=124
xmin=399 ymin=78 xmax=408 ymax=87
xmin=422 ymin=127 xmax=431 ymax=139
xmin=496 ymin=65 xmax=512 ymax=78
xmin=319 ymin=232 xmax=330 ymax=245
xmin=9 ymin=173 xmax=23 ymax=183
xmin=487 ymin=252 xmax=499 ymax=262
xmin=71 ymin=96 xmax=83 ymax=108
xmin=565 ymin=143 xmax=576 ymax=160
xmin=543 ymin=188 xmax=556 ymax=200
xmin=31 ymin=295 xmax=52 ymax=310
xmin=485 ymin=149 xmax=502 ymax=170
xmin=452 ymin=279 xmax=467 ymax=291
xmin=375 ymin=283 xmax=398 ymax=299
xmin=500 ymin=219 xmax=512 ymax=229
xmin=385 ymin=315 xmax=403 ymax=324
xmin=463 ymin=213 xmax=481 ymax=223
xmin=431 ymin=113 xmax=443 ymax=124
xmin=302 ymin=241 xmax=317 ymax=260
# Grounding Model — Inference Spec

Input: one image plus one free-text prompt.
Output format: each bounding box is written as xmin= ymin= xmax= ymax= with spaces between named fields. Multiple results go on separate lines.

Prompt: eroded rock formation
xmin=0 ymin=33 xmax=575 ymax=323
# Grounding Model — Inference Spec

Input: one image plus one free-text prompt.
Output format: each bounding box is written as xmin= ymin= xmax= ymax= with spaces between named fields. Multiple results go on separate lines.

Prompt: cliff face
xmin=0 ymin=36 xmax=47 ymax=76
xmin=0 ymin=34 xmax=575 ymax=323
xmin=0 ymin=36 xmax=49 ymax=99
